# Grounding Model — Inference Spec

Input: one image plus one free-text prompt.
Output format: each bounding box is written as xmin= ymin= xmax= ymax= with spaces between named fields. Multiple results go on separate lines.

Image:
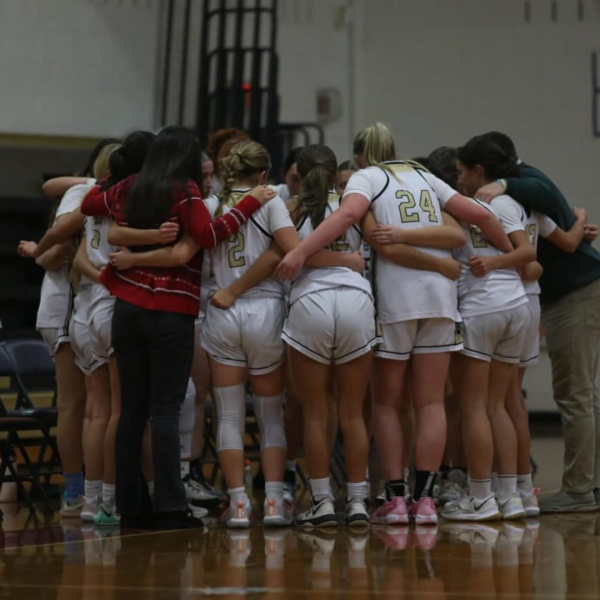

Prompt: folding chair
xmin=0 ymin=349 xmax=51 ymax=513
xmin=1 ymin=341 xmax=61 ymax=486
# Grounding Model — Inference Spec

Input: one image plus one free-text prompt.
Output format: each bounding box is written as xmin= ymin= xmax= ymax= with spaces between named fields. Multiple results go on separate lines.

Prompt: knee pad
xmin=213 ymin=384 xmax=246 ymax=452
xmin=179 ymin=378 xmax=196 ymax=459
xmin=253 ymin=393 xmax=287 ymax=450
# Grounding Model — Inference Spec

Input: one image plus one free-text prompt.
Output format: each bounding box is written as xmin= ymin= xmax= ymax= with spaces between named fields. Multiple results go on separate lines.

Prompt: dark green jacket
xmin=505 ymin=164 xmax=600 ymax=306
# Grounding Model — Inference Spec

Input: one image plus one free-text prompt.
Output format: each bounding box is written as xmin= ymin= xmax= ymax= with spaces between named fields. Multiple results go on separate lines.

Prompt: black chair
xmin=0 ymin=348 xmax=52 ymax=512
xmin=1 ymin=341 xmax=61 ymax=486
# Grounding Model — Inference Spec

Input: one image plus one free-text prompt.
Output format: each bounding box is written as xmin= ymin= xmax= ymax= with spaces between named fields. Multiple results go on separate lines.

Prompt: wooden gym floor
xmin=1 ymin=433 xmax=598 ymax=599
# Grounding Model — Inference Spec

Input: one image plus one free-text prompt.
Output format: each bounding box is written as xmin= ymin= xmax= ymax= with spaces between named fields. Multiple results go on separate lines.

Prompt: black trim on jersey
xmin=413 ymin=341 xmax=463 ymax=350
xmin=295 ymin=215 xmax=308 ymax=232
xmin=371 ymin=169 xmax=390 ymax=206
xmin=250 ymin=215 xmax=273 ymax=239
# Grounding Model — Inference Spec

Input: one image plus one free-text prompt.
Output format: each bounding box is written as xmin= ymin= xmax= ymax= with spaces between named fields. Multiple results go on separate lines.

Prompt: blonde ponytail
xmin=217 ymin=141 xmax=271 ymax=215
xmin=93 ymin=143 xmax=122 ymax=181
xmin=353 ymin=122 xmax=396 ymax=169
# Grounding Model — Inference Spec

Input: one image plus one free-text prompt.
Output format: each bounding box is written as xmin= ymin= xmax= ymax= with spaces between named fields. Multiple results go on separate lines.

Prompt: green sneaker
xmin=94 ymin=505 xmax=121 ymax=527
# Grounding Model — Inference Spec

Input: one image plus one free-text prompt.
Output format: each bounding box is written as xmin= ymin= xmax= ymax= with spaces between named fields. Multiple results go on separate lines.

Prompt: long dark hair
xmin=125 ymin=126 xmax=202 ymax=229
xmin=457 ymin=137 xmax=521 ymax=181
xmin=102 ymin=130 xmax=156 ymax=190
xmin=293 ymin=145 xmax=338 ymax=229
xmin=81 ymin=138 xmax=121 ymax=177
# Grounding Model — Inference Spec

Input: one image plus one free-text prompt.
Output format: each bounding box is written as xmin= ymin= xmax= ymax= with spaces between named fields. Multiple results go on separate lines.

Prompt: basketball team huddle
xmin=17 ymin=122 xmax=600 ymax=531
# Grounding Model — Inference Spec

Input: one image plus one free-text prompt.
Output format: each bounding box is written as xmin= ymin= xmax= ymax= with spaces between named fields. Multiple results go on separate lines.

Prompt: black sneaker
xmin=152 ymin=510 xmax=204 ymax=531
xmin=120 ymin=513 xmax=154 ymax=530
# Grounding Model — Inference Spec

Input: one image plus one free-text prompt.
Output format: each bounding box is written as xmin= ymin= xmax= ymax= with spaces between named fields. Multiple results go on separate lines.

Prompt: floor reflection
xmin=1 ymin=510 xmax=600 ymax=599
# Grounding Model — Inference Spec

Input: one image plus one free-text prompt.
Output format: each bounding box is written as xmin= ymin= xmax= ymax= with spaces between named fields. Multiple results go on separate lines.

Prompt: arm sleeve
xmin=490 ymin=196 xmax=525 ymax=235
xmin=80 ymin=185 xmax=112 ymax=217
xmin=422 ymin=173 xmax=458 ymax=208
xmin=343 ymin=169 xmax=385 ymax=204
xmin=538 ymin=214 xmax=558 ymax=238
xmin=180 ymin=190 xmax=261 ymax=249
xmin=267 ymin=197 xmax=295 ymax=233
xmin=504 ymin=176 xmax=561 ymax=215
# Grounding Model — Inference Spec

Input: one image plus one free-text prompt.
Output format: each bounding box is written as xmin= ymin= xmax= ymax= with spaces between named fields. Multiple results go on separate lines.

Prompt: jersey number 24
xmin=396 ymin=190 xmax=439 ymax=224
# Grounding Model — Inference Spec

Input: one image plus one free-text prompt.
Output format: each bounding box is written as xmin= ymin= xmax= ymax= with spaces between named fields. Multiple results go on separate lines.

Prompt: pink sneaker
xmin=409 ymin=497 xmax=438 ymax=525
xmin=371 ymin=497 xmax=409 ymax=525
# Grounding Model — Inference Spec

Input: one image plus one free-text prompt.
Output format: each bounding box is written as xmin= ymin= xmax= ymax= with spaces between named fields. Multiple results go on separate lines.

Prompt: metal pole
xmin=178 ymin=0 xmax=192 ymax=124
xmin=161 ymin=0 xmax=175 ymax=125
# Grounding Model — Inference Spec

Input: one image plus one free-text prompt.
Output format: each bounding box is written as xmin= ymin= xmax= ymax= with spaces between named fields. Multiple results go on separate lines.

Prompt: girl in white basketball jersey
xmin=18 ymin=139 xmax=120 ymax=518
xmin=280 ymin=145 xmax=376 ymax=527
xmin=277 ymin=123 xmax=512 ymax=526
xmin=441 ymin=137 xmax=536 ymax=522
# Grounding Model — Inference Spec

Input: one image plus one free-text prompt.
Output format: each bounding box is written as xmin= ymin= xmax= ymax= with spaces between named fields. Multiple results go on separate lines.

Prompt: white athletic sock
xmin=365 ymin=467 xmax=370 ymax=482
xmin=310 ymin=477 xmax=332 ymax=503
xmin=102 ymin=483 xmax=116 ymax=510
xmin=228 ymin=486 xmax=248 ymax=506
xmin=347 ymin=481 xmax=367 ymax=501
xmin=147 ymin=480 xmax=155 ymax=498
xmin=491 ymin=472 xmax=498 ymax=493
xmin=469 ymin=478 xmax=492 ymax=501
xmin=265 ymin=481 xmax=284 ymax=503
xmin=517 ymin=473 xmax=533 ymax=493
xmin=85 ymin=480 xmax=102 ymax=501
xmin=404 ymin=467 xmax=410 ymax=482
xmin=180 ymin=461 xmax=190 ymax=478
xmin=497 ymin=475 xmax=517 ymax=502
xmin=285 ymin=460 xmax=297 ymax=472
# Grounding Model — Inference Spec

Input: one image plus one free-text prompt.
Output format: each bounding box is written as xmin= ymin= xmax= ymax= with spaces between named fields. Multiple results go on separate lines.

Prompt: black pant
xmin=112 ymin=299 xmax=194 ymax=514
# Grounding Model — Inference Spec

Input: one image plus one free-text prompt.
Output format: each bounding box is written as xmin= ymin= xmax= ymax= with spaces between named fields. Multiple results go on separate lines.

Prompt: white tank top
xmin=344 ymin=161 xmax=460 ymax=324
xmin=453 ymin=197 xmax=528 ymax=317
xmin=288 ymin=192 xmax=372 ymax=304
xmin=208 ymin=190 xmax=293 ymax=299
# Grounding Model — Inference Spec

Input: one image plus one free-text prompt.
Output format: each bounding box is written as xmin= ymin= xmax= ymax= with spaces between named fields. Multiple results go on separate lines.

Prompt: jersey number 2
xmin=397 ymin=190 xmax=439 ymax=224
xmin=228 ymin=232 xmax=246 ymax=268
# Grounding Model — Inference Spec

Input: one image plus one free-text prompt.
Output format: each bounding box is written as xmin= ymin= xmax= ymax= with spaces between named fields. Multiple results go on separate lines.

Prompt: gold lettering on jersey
xmin=228 ymin=232 xmax=246 ymax=268
xmin=90 ymin=229 xmax=101 ymax=249
xmin=470 ymin=227 xmax=488 ymax=249
xmin=526 ymin=224 xmax=537 ymax=246
xmin=397 ymin=190 xmax=439 ymax=224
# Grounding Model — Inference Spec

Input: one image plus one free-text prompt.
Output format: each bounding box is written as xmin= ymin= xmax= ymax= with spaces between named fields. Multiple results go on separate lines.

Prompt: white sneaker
xmin=376 ymin=481 xmax=386 ymax=507
xmin=222 ymin=498 xmax=252 ymax=529
xmin=345 ymin=497 xmax=370 ymax=528
xmin=283 ymin=469 xmax=297 ymax=505
xmin=263 ymin=498 xmax=294 ymax=527
xmin=520 ymin=489 xmax=540 ymax=517
xmin=498 ymin=493 xmax=527 ymax=520
xmin=188 ymin=503 xmax=209 ymax=519
xmin=442 ymin=494 xmax=501 ymax=522
xmin=440 ymin=481 xmax=467 ymax=505
xmin=295 ymin=497 xmax=337 ymax=528
xmin=81 ymin=495 xmax=100 ymax=522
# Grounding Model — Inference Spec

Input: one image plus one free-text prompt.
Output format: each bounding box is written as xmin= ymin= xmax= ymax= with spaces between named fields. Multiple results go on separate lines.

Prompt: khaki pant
xmin=542 ymin=278 xmax=600 ymax=494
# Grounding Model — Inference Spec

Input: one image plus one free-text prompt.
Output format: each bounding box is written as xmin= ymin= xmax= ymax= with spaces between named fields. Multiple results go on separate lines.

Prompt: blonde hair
xmin=353 ymin=122 xmax=396 ymax=168
xmin=218 ymin=141 xmax=271 ymax=215
xmin=93 ymin=143 xmax=122 ymax=180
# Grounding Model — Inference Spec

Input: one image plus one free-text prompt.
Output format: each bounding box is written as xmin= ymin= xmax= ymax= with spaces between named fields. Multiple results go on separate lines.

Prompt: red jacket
xmin=81 ymin=175 xmax=260 ymax=316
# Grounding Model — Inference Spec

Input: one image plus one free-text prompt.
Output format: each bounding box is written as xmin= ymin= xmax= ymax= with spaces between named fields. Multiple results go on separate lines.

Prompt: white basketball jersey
xmin=85 ymin=215 xmax=115 ymax=270
xmin=199 ymin=195 xmax=219 ymax=315
xmin=288 ymin=192 xmax=372 ymax=304
xmin=344 ymin=161 xmax=460 ymax=324
xmin=523 ymin=211 xmax=557 ymax=296
xmin=453 ymin=196 xmax=528 ymax=318
xmin=36 ymin=182 xmax=94 ymax=329
xmin=208 ymin=189 xmax=293 ymax=299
